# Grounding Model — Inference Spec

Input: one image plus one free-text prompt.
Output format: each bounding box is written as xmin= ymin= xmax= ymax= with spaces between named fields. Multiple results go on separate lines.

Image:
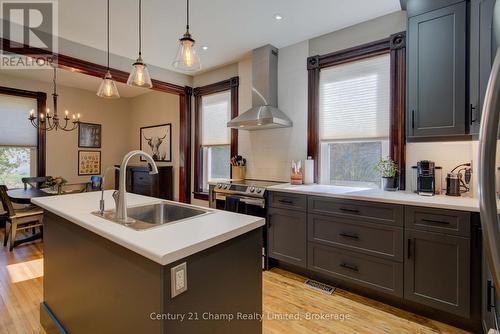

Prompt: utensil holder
xmin=231 ymin=166 xmax=246 ymax=180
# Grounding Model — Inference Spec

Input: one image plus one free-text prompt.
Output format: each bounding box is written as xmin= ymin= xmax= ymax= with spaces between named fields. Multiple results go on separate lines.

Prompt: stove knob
xmin=224 ymin=184 xmax=229 ymax=189
xmin=250 ymin=187 xmax=255 ymax=193
xmin=217 ymin=183 xmax=222 ymax=189
xmin=256 ymin=188 xmax=262 ymax=194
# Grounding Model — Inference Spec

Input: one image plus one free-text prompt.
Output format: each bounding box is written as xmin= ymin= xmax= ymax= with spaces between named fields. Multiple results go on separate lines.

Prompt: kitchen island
xmin=32 ymin=191 xmax=265 ymax=334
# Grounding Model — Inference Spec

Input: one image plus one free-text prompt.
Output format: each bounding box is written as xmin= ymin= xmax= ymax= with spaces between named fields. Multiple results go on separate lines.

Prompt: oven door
xmin=213 ymin=192 xmax=266 ymax=216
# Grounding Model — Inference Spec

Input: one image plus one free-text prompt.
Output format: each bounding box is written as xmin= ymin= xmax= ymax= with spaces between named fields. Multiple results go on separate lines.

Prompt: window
xmin=194 ymin=77 xmax=239 ymax=199
xmin=0 ymin=93 xmax=39 ymax=189
xmin=319 ymin=54 xmax=390 ymax=188
xmin=200 ymin=91 xmax=231 ymax=191
xmin=307 ymin=34 xmax=406 ymax=189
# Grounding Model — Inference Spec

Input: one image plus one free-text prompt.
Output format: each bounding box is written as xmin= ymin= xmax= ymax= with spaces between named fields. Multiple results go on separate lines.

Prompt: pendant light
xmin=172 ymin=0 xmax=201 ymax=72
xmin=97 ymin=0 xmax=120 ymax=98
xmin=127 ymin=0 xmax=152 ymax=88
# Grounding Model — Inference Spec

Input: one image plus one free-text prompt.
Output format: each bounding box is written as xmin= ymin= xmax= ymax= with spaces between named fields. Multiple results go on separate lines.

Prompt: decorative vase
xmin=382 ymin=177 xmax=398 ymax=191
xmin=231 ymin=166 xmax=246 ymax=180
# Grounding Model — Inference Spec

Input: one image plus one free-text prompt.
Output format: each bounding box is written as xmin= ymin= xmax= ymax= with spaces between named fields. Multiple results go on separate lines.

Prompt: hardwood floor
xmin=0 ymin=235 xmax=469 ymax=334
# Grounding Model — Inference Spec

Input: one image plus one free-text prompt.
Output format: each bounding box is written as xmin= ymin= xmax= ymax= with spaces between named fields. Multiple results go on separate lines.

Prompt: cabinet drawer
xmin=308 ymin=214 xmax=403 ymax=261
xmin=405 ymin=206 xmax=470 ymax=237
xmin=308 ymin=243 xmax=403 ymax=297
xmin=269 ymin=192 xmax=307 ymax=211
xmin=308 ymin=196 xmax=403 ymax=227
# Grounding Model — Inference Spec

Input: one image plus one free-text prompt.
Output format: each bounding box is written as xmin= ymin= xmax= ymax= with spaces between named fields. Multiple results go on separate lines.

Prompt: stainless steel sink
xmin=93 ymin=201 xmax=213 ymax=231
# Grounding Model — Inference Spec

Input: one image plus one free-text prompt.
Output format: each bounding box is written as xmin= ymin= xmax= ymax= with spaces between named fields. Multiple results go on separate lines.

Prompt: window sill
xmin=193 ymin=192 xmax=209 ymax=201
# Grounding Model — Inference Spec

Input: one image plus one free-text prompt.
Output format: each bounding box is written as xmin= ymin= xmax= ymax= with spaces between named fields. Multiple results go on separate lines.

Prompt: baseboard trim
xmin=40 ymin=302 xmax=68 ymax=334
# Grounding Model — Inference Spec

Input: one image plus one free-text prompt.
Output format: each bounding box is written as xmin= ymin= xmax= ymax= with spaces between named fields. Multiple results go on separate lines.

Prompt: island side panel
xmin=42 ymin=212 xmax=163 ymax=334
xmin=162 ymin=228 xmax=263 ymax=334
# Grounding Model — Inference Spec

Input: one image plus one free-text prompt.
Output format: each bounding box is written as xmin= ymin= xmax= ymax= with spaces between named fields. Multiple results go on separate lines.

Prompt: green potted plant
xmin=44 ymin=176 xmax=68 ymax=194
xmin=374 ymin=158 xmax=398 ymax=191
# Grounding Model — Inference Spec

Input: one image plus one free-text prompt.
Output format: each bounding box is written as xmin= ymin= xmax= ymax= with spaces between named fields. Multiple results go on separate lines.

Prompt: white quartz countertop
xmin=267 ymin=183 xmax=494 ymax=213
xmin=32 ymin=191 xmax=265 ymax=265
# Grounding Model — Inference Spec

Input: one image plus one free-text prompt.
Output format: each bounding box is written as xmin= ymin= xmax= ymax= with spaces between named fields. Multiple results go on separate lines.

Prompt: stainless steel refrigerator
xmin=479 ymin=1 xmax=500 ymax=332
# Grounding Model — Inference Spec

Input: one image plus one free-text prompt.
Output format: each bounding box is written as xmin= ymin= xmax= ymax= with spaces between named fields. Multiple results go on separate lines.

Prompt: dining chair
xmin=0 ymin=185 xmax=44 ymax=251
xmin=21 ymin=176 xmax=50 ymax=190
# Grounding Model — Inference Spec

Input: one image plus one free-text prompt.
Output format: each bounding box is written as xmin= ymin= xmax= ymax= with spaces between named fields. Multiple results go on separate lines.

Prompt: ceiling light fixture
xmin=172 ymin=0 xmax=201 ymax=72
xmin=274 ymin=14 xmax=283 ymax=20
xmin=29 ymin=66 xmax=81 ymax=132
xmin=127 ymin=0 xmax=152 ymax=88
xmin=202 ymin=46 xmax=208 ymax=50
xmin=97 ymin=0 xmax=120 ymax=98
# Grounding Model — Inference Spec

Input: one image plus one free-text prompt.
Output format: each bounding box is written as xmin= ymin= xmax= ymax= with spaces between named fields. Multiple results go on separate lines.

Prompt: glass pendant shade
xmin=97 ymin=71 xmax=120 ymax=98
xmin=172 ymin=34 xmax=201 ymax=72
xmin=127 ymin=56 xmax=153 ymax=88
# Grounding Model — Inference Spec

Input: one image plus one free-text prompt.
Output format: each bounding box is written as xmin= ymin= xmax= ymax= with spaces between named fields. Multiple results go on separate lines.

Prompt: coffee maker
xmin=417 ymin=160 xmax=435 ymax=196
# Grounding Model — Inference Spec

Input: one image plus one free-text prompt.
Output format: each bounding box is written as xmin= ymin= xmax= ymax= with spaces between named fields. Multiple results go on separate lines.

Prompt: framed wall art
xmin=78 ymin=150 xmax=101 ymax=176
xmin=78 ymin=122 xmax=102 ymax=148
xmin=140 ymin=123 xmax=172 ymax=162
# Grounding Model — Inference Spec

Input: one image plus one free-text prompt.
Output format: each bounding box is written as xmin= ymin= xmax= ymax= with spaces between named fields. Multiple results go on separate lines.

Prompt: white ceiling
xmin=0 ymin=68 xmax=150 ymax=98
xmin=57 ymin=0 xmax=401 ymax=74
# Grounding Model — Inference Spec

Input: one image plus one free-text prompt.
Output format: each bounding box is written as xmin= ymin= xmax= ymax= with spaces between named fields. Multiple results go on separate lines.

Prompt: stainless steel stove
xmin=210 ymin=179 xmax=284 ymax=208
xmin=208 ymin=179 xmax=286 ymax=270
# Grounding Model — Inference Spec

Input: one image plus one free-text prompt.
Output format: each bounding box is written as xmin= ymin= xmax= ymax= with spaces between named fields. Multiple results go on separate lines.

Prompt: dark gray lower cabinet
xmin=404 ymin=229 xmax=470 ymax=318
xmin=308 ymin=243 xmax=403 ymax=297
xmin=268 ymin=207 xmax=307 ymax=268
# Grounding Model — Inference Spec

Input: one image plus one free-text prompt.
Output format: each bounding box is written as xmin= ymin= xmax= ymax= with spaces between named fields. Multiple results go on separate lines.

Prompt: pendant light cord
xmin=107 ymin=0 xmax=110 ymax=70
xmin=186 ymin=0 xmax=189 ymax=31
xmin=53 ymin=66 xmax=57 ymax=96
xmin=139 ymin=0 xmax=142 ymax=56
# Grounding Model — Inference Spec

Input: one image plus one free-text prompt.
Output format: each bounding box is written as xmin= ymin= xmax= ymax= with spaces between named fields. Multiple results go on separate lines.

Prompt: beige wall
xmin=128 ymin=91 xmax=180 ymax=201
xmin=0 ymin=72 xmax=131 ymax=189
xmin=0 ymin=72 xmax=181 ymax=195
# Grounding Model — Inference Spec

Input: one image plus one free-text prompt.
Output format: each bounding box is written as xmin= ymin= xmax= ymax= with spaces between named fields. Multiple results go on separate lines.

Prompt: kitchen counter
xmin=267 ymin=183 xmax=495 ymax=212
xmin=37 ymin=191 xmax=264 ymax=333
xmin=32 ymin=190 xmax=265 ymax=265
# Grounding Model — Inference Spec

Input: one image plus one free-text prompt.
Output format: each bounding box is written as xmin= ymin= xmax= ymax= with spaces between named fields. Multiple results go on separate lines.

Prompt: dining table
xmin=7 ymin=188 xmax=53 ymax=205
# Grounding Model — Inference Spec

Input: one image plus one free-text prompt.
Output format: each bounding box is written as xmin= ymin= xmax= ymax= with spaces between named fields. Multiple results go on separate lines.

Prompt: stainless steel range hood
xmin=227 ymin=45 xmax=292 ymax=130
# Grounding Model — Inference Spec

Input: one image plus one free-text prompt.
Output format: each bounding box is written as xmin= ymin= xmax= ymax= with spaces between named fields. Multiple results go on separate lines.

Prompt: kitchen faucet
xmin=99 ymin=166 xmax=120 ymax=215
xmin=114 ymin=150 xmax=159 ymax=223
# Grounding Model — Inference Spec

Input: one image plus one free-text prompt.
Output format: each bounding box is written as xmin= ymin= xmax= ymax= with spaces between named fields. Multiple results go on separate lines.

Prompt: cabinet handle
xmin=340 ymin=262 xmax=359 ymax=272
xmin=339 ymin=232 xmax=360 ymax=240
xmin=407 ymin=238 xmax=412 ymax=259
xmin=421 ymin=218 xmax=450 ymax=225
xmin=278 ymin=199 xmax=294 ymax=205
xmin=470 ymin=104 xmax=478 ymax=124
xmin=339 ymin=208 xmax=360 ymax=214
xmin=411 ymin=110 xmax=415 ymax=129
xmin=487 ymin=280 xmax=496 ymax=312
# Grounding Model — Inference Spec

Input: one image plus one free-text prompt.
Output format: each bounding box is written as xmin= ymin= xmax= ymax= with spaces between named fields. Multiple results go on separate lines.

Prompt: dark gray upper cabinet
xmin=267 ymin=207 xmax=307 ymax=268
xmin=404 ymin=229 xmax=470 ymax=318
xmin=469 ymin=0 xmax=495 ymax=135
xmin=407 ymin=2 xmax=467 ymax=138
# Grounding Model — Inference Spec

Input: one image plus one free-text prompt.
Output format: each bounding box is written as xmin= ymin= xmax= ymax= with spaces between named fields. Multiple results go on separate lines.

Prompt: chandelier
xmin=29 ymin=66 xmax=81 ymax=131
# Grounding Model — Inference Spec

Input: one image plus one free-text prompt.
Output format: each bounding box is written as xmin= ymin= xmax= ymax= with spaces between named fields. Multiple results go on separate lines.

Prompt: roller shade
xmin=201 ymin=91 xmax=231 ymax=146
xmin=319 ymin=53 xmax=390 ymax=141
xmin=0 ymin=93 xmax=38 ymax=146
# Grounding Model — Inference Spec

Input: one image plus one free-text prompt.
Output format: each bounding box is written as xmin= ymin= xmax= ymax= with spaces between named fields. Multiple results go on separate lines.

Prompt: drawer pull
xmin=339 ymin=208 xmax=360 ymax=214
xmin=340 ymin=262 xmax=359 ymax=272
xmin=339 ymin=232 xmax=359 ymax=240
xmin=278 ymin=199 xmax=294 ymax=205
xmin=421 ymin=218 xmax=450 ymax=225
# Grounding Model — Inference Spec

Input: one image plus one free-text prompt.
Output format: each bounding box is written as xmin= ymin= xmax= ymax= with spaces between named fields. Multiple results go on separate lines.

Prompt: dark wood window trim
xmin=0 ymin=86 xmax=47 ymax=177
xmin=307 ymin=32 xmax=407 ymax=189
xmin=1 ymin=37 xmax=193 ymax=203
xmin=193 ymin=77 xmax=239 ymax=201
